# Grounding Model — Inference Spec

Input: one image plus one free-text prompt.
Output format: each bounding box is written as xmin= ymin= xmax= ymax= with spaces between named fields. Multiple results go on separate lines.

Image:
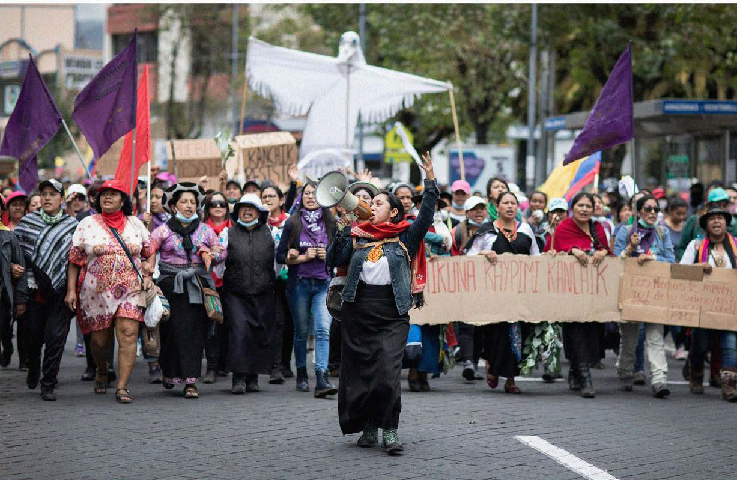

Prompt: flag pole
xmin=146 ymin=160 xmax=151 ymax=214
xmin=448 ymin=87 xmax=465 ymax=181
xmin=239 ymin=80 xmax=248 ymax=135
xmin=60 ymin=118 xmax=92 ymax=180
xmin=130 ymin=128 xmax=136 ymax=197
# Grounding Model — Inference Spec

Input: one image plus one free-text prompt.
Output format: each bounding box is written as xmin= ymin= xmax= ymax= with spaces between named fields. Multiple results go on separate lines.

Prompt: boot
xmin=567 ymin=368 xmax=581 ymax=391
xmin=314 ymin=369 xmax=337 ymax=398
xmin=720 ymin=368 xmax=737 ymax=402
xmin=578 ymin=364 xmax=595 ymax=398
xmin=689 ymin=369 xmax=704 ymax=394
xmin=231 ymin=373 xmax=246 ymax=394
xmin=40 ymin=386 xmax=56 ymax=401
xmin=269 ymin=365 xmax=285 ymax=384
xmin=408 ymin=368 xmax=421 ymax=392
xmin=418 ymin=372 xmax=430 ymax=392
xmin=382 ymin=428 xmax=404 ymax=455
xmin=357 ymin=424 xmax=378 ymax=448
xmin=296 ymin=367 xmax=309 ymax=392
xmin=245 ymin=374 xmax=260 ymax=392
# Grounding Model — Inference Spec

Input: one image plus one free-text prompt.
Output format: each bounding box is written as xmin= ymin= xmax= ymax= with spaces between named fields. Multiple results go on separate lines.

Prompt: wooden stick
xmin=239 ymin=77 xmax=248 ymax=135
xmin=592 ymin=173 xmax=599 ymax=194
xmin=60 ymin=119 xmax=92 ymax=179
xmin=449 ymin=87 xmax=465 ymax=181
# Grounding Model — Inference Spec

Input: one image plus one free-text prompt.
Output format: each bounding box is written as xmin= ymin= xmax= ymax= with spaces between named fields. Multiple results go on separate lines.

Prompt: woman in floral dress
xmin=67 ymin=180 xmax=155 ymax=404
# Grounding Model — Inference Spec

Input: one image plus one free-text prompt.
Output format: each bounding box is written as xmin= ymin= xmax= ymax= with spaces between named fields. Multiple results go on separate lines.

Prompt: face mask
xmin=228 ymin=198 xmax=237 ymax=204
xmin=468 ymin=219 xmax=486 ymax=227
xmin=237 ymin=218 xmax=258 ymax=228
xmin=175 ymin=211 xmax=199 ymax=223
xmin=452 ymin=202 xmax=465 ymax=210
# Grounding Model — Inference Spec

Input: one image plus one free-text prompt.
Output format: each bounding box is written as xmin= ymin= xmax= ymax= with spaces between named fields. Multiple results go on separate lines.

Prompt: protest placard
xmin=166 ymin=138 xmax=237 ymax=190
xmin=615 ymin=259 xmax=737 ymax=331
xmin=411 ymin=254 xmax=622 ymax=326
xmin=410 ymin=255 xmax=737 ymax=332
xmin=235 ymin=132 xmax=297 ymax=186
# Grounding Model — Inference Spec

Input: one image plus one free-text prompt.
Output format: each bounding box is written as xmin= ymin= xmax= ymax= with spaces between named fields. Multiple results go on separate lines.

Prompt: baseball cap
xmin=98 ymin=179 xmax=127 ymax=195
xmin=463 ymin=196 xmax=487 ymax=211
xmin=38 ymin=179 xmax=64 ymax=197
xmin=66 ymin=183 xmax=87 ymax=200
xmin=548 ymin=197 xmax=568 ymax=212
xmin=707 ymin=188 xmax=730 ymax=203
xmin=451 ymin=179 xmax=471 ymax=195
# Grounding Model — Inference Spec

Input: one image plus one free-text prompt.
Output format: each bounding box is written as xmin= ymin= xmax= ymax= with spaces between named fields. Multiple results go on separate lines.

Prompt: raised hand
xmin=419 ymin=151 xmax=435 ymax=181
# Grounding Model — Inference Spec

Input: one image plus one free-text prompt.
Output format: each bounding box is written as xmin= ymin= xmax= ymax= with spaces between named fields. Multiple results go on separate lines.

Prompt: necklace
xmin=494 ymin=220 xmax=517 ymax=242
xmin=710 ymin=244 xmax=727 ymax=268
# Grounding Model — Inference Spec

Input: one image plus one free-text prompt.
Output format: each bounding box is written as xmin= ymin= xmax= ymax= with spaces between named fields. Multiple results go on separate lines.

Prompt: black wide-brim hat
xmin=700 ymin=206 xmax=733 ymax=230
xmin=163 ymin=182 xmax=206 ymax=214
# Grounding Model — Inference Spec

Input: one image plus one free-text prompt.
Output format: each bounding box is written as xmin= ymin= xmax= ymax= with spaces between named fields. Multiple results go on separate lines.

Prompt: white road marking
xmin=515 ymin=435 xmax=619 ymax=480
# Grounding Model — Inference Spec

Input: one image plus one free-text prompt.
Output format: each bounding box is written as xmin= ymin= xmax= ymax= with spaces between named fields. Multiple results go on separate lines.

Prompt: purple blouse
xmin=150 ymin=222 xmax=226 ymax=265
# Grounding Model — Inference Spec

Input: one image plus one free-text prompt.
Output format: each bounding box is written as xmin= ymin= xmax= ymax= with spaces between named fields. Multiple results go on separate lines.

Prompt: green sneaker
xmin=357 ymin=425 xmax=378 ymax=448
xmin=381 ymin=428 xmax=404 ymax=455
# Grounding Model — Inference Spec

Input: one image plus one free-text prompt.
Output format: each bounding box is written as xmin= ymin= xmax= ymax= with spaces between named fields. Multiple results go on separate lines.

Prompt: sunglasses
xmin=209 ymin=201 xmax=228 ymax=208
xmin=642 ymin=206 xmax=661 ymax=213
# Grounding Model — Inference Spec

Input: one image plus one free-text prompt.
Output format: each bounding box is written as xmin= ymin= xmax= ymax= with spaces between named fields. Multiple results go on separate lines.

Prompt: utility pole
xmin=230 ymin=4 xmax=239 ymax=133
xmin=356 ymin=3 xmax=366 ymax=172
xmin=536 ymin=47 xmax=549 ymax=186
xmin=526 ymin=3 xmax=537 ymax=191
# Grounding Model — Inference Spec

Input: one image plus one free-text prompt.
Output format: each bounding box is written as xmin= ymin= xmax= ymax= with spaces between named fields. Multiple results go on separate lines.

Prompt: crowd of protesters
xmin=1 ymin=157 xmax=736 ymax=455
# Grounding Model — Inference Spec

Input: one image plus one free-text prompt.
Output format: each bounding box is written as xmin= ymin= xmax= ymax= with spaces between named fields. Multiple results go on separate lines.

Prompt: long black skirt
xmin=223 ymin=290 xmax=274 ymax=375
xmin=478 ymin=322 xmax=519 ymax=378
xmin=562 ymin=323 xmax=600 ymax=367
xmin=158 ymin=277 xmax=210 ymax=384
xmin=339 ymin=283 xmax=409 ymax=434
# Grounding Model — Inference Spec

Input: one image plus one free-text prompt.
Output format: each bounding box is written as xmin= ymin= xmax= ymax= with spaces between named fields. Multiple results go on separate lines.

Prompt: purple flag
xmin=0 ymin=56 xmax=62 ymax=193
xmin=563 ymin=42 xmax=633 ymax=165
xmin=73 ymin=31 xmax=137 ymax=160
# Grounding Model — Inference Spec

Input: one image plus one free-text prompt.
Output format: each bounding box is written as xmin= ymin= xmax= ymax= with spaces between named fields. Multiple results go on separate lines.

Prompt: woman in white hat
xmin=219 ymin=194 xmax=276 ymax=394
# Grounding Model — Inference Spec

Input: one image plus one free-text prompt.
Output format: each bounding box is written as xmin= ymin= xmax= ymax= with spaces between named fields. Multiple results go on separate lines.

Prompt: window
xmin=112 ymin=31 xmax=158 ymax=63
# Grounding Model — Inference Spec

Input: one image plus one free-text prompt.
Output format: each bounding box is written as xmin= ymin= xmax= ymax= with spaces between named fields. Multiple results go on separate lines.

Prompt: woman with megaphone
xmin=327 ymin=152 xmax=438 ymax=456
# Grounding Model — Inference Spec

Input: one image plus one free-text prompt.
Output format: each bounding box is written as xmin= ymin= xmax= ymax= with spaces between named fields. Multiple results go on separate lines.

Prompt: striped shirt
xmin=15 ymin=211 xmax=78 ymax=292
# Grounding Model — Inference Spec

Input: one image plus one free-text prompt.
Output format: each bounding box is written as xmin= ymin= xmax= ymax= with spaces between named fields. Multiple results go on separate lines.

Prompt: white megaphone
xmin=315 ymin=171 xmax=373 ymax=220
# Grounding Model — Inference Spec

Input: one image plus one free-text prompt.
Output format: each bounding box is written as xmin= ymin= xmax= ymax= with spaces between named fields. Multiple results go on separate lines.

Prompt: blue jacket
xmin=613 ymin=223 xmax=676 ymax=263
xmin=327 ymin=179 xmax=439 ymax=315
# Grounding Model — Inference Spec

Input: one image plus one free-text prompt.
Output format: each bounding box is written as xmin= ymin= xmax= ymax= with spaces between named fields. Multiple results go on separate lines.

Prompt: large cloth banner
xmin=410 ymin=255 xmax=737 ymax=332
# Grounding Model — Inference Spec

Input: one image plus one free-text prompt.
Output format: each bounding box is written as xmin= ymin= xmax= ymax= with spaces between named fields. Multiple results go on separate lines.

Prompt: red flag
xmin=115 ymin=65 xmax=150 ymax=196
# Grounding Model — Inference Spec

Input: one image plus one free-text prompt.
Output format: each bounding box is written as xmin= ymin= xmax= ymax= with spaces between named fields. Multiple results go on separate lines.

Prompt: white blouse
xmin=360 ymin=256 xmax=391 ymax=285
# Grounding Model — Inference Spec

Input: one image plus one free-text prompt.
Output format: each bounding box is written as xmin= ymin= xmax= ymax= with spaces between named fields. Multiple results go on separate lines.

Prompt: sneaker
xmin=74 ymin=343 xmax=85 ymax=357
xmin=652 ymin=383 xmax=670 ymax=398
xmin=203 ymin=370 xmax=217 ymax=384
xmin=148 ymin=364 xmax=163 ymax=384
xmin=473 ymin=363 xmax=484 ymax=380
xmin=269 ymin=367 xmax=285 ymax=385
xmin=136 ymin=341 xmax=142 ymax=357
xmin=633 ymin=371 xmax=646 ymax=386
xmin=673 ymin=347 xmax=688 ymax=361
xmin=619 ymin=376 xmax=634 ymax=392
xmin=462 ymin=360 xmax=476 ymax=381
xmin=81 ymin=367 xmax=95 ymax=381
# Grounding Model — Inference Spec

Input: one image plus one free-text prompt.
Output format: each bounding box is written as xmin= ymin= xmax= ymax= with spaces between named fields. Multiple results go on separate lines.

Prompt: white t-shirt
xmin=680 ymin=239 xmax=733 ymax=269
xmin=360 ymin=256 xmax=391 ymax=285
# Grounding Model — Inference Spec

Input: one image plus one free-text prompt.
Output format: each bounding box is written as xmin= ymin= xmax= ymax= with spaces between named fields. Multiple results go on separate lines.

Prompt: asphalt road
xmin=1 ymin=330 xmax=736 ymax=480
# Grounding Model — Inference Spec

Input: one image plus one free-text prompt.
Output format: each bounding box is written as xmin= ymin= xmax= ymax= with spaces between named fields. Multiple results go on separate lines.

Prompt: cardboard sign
xmin=618 ymin=259 xmax=737 ymax=331
xmin=410 ymin=255 xmax=737 ymax=332
xmin=166 ymin=138 xmax=237 ymax=191
xmin=411 ymin=254 xmax=622 ymax=326
xmin=235 ymin=132 xmax=297 ymax=186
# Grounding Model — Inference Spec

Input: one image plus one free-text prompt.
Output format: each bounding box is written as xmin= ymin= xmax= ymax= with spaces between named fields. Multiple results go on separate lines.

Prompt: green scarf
xmin=39 ymin=209 xmax=64 ymax=225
